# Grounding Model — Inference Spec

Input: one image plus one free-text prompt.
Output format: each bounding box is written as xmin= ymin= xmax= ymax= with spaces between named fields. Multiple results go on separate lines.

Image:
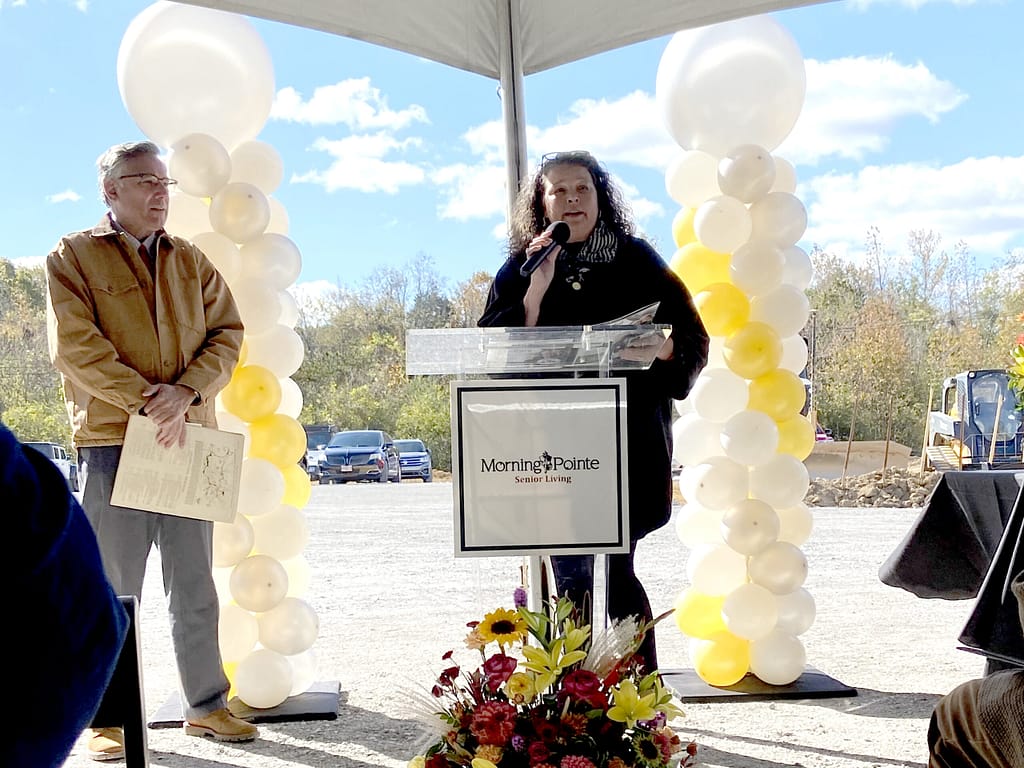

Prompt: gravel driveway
xmin=62 ymin=482 xmax=983 ymax=767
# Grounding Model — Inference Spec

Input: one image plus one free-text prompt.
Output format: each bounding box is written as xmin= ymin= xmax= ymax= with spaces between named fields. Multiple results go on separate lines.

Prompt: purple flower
xmin=511 ymin=734 xmax=526 ymax=752
xmin=513 ymin=587 xmax=528 ymax=608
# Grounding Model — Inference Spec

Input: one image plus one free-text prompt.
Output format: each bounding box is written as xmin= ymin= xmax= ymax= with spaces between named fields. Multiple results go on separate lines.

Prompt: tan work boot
xmin=87 ymin=727 xmax=125 ymax=761
xmin=184 ymin=708 xmax=258 ymax=742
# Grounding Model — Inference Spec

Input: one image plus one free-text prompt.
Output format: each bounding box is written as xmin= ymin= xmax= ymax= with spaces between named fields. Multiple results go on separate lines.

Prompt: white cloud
xmin=801 ymin=155 xmax=1024 ymax=263
xmin=47 ymin=189 xmax=80 ymax=204
xmin=431 ymin=163 xmax=508 ymax=222
xmin=10 ymin=255 xmax=44 ymax=268
xmin=292 ymin=134 xmax=425 ymax=193
xmin=779 ymin=56 xmax=966 ymax=165
xmin=272 ymin=78 xmax=429 ymax=131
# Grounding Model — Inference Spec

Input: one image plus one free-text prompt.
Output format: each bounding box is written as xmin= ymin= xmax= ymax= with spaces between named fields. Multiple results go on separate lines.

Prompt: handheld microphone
xmin=520 ymin=221 xmax=571 ymax=277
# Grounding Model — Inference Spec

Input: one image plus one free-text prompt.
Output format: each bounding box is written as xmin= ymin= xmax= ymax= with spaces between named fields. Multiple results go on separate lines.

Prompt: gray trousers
xmin=80 ymin=445 xmax=228 ymax=719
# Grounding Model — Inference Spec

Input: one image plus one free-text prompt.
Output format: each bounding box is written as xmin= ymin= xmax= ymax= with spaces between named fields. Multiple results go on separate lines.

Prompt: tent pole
xmin=498 ymin=0 xmax=528 ymax=218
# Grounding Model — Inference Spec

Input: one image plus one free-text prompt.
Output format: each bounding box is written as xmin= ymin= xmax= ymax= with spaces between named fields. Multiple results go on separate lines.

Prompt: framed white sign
xmin=451 ymin=378 xmax=629 ymax=556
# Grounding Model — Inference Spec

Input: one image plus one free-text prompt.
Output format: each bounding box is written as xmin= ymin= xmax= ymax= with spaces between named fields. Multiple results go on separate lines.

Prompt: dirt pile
xmin=806 ymin=465 xmax=939 ymax=508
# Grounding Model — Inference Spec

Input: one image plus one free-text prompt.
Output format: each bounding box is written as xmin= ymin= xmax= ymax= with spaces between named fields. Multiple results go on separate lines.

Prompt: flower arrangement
xmin=1009 ymin=312 xmax=1024 ymax=410
xmin=409 ymin=591 xmax=696 ymax=768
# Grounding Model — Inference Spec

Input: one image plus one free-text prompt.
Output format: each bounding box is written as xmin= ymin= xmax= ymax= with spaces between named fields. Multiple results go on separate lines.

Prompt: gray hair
xmin=96 ymin=141 xmax=162 ymax=205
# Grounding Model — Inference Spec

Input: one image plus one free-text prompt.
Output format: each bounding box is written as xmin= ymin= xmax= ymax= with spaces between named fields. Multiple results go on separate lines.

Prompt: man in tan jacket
xmin=46 ymin=141 xmax=254 ymax=760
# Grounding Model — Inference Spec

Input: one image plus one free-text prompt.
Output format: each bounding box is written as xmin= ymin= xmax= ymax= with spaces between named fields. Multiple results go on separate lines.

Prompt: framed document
xmin=451 ymin=378 xmax=629 ymax=557
xmin=110 ymin=415 xmax=244 ymax=523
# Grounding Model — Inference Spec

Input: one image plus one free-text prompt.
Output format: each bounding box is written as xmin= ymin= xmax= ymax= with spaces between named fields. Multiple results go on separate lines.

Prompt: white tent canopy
xmin=180 ymin=0 xmax=829 ymax=206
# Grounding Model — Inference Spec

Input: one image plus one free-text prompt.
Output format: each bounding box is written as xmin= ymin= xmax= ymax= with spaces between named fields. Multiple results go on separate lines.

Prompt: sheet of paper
xmin=110 ymin=414 xmax=244 ymax=523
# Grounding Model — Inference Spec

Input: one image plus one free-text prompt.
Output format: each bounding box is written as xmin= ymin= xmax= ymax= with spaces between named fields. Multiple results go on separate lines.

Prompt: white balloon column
xmin=655 ymin=16 xmax=817 ymax=687
xmin=118 ymin=1 xmax=317 ymax=708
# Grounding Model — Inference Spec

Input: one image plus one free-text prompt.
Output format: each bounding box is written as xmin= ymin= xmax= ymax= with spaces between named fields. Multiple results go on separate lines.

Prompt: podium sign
xmin=451 ymin=378 xmax=629 ymax=557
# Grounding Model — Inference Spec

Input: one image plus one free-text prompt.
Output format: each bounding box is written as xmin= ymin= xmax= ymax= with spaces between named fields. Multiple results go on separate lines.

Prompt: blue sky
xmin=1 ymin=0 xmax=1022 ymax=298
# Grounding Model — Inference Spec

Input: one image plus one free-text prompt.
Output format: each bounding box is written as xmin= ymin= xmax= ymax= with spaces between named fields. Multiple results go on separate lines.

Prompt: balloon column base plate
xmin=147 ymin=680 xmax=340 ymax=728
xmin=662 ymin=667 xmax=856 ymax=703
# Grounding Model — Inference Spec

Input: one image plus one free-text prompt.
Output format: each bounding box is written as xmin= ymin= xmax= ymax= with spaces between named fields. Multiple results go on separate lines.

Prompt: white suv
xmin=23 ymin=441 xmax=79 ymax=492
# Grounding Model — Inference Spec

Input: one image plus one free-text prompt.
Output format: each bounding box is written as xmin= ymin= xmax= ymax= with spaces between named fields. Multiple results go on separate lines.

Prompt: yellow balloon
xmin=281 ymin=462 xmax=312 ymax=508
xmin=776 ymin=414 xmax=816 ymax=460
xmin=724 ymin=322 xmax=782 ymax=380
xmin=674 ymin=588 xmax=727 ymax=639
xmin=669 ymin=242 xmax=731 ymax=295
xmin=224 ymin=661 xmax=238 ymax=700
xmin=248 ymin=413 xmax=306 ymax=468
xmin=238 ymin=339 xmax=249 ymax=368
xmin=694 ymin=283 xmax=750 ymax=338
xmin=748 ymin=369 xmax=807 ymax=421
xmin=692 ymin=631 xmax=750 ymax=687
xmin=221 ymin=365 xmax=281 ymax=423
xmin=672 ymin=207 xmax=697 ymax=248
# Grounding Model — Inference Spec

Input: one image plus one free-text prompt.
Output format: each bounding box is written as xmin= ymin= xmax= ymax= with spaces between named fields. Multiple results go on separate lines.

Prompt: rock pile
xmin=805 ymin=465 xmax=939 ymax=508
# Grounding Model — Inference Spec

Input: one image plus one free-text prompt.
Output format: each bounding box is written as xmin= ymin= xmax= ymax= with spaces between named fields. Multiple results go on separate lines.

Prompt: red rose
xmin=483 ymin=652 xmax=518 ymax=690
xmin=559 ymin=669 xmax=606 ymax=709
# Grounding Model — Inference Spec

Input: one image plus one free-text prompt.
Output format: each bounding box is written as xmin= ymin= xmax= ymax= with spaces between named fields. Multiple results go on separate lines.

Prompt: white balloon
xmin=230 ymin=140 xmax=284 ymax=194
xmin=266 ymin=197 xmax=290 ymax=235
xmin=282 ymin=555 xmax=311 ymax=598
xmin=250 ymin=504 xmax=309 ymax=561
xmin=117 ymin=2 xmax=274 ymax=151
xmin=749 ymin=542 xmax=808 ymax=595
xmin=665 ymin=150 xmax=721 ymax=208
xmin=230 ymin=554 xmax=289 ymax=613
xmin=750 ymin=285 xmax=811 ymax=338
xmin=238 ymin=458 xmax=284 ymax=517
xmin=192 ymin=231 xmax=241 ymax=285
xmin=244 ymin=324 xmax=305 ymax=378
xmin=673 ymin=413 xmax=725 ymax=467
xmin=278 ymin=290 xmax=299 ymax=329
xmin=212 ymin=566 xmax=233 ymax=603
xmin=721 ymin=410 xmax=779 ymax=467
xmin=750 ymin=630 xmax=806 ymax=685
xmin=168 ymin=133 xmax=231 ymax=198
xmin=287 ymin=648 xmax=318 ymax=696
xmin=165 ymin=192 xmax=211 ymax=240
xmin=239 ymin=233 xmax=302 ymax=290
xmin=656 ymin=15 xmax=806 ymax=156
xmin=775 ymin=588 xmax=816 ymax=635
xmin=705 ymin=335 xmax=728 ymax=369
xmin=694 ymin=196 xmax=752 ymax=254
xmin=721 ymin=498 xmax=779 ymax=555
xmin=730 ymin=239 xmax=785 ymax=298
xmin=675 ymin=502 xmax=724 ymax=547
xmin=686 ymin=456 xmax=749 ymax=510
xmin=215 ymin=409 xmax=251 ymax=456
xmin=258 ymin=597 xmax=319 ymax=655
xmin=690 ymin=368 xmax=749 ymax=422
xmin=749 ymin=454 xmax=810 ymax=509
xmin=779 ymin=334 xmax=809 ymax=375
xmin=234 ymin=648 xmax=293 ymax=709
xmin=686 ymin=544 xmax=748 ymax=596
xmin=674 ymin=396 xmax=695 ymax=417
xmin=718 ymin=144 xmax=775 ymax=203
xmin=777 ymin=503 xmax=814 ymax=546
xmin=212 ymin=516 xmax=254 ymax=567
xmin=749 ymin=192 xmax=807 ymax=248
xmin=231 ymin=277 xmax=282 ymax=335
xmin=722 ymin=583 xmax=779 ymax=641
xmin=770 ymin=156 xmax=797 ymax=194
xmin=780 ymin=245 xmax=813 ymax=290
xmin=277 ymin=377 xmax=304 ymax=419
xmin=219 ymin=603 xmax=258 ymax=662
xmin=210 ymin=182 xmax=270 ymax=244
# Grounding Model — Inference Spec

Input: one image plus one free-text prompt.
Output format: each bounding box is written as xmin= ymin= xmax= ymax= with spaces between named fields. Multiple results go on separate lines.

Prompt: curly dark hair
xmin=507 ymin=151 xmax=635 ymax=254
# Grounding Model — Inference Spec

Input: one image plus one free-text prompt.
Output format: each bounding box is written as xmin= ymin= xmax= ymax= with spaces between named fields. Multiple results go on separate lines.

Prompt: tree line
xmin=2 ymin=230 xmax=1021 ymax=468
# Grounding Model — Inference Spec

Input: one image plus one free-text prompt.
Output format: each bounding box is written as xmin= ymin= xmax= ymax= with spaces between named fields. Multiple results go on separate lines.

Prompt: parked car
xmin=303 ymin=424 xmax=337 ymax=481
xmin=394 ymin=438 xmax=433 ymax=482
xmin=319 ymin=429 xmax=400 ymax=484
xmin=23 ymin=441 xmax=79 ymax=491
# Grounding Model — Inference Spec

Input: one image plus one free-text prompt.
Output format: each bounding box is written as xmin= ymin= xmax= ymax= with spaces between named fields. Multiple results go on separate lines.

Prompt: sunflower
xmin=477 ymin=608 xmax=528 ymax=647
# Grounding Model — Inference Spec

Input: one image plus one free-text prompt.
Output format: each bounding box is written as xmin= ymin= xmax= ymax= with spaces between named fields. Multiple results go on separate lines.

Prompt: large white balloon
xmin=673 ymin=413 xmax=725 ymax=467
xmin=720 ymin=499 xmax=779 ymax=555
xmin=282 ymin=555 xmax=312 ymax=598
xmin=231 ymin=278 xmax=282 ymax=336
xmin=779 ymin=334 xmax=809 ymax=375
xmin=721 ymin=410 xmax=779 ymax=467
xmin=212 ymin=516 xmax=254 ymax=567
xmin=230 ymin=554 xmax=289 ymax=613
xmin=748 ymin=454 xmax=810 ymax=509
xmin=730 ymin=239 xmax=785 ymax=298
xmin=237 ymin=458 xmax=284 ymax=517
xmin=191 ymin=231 xmax=241 ymax=285
xmin=234 ymin=649 xmax=293 ymax=709
xmin=117 ymin=1 xmax=274 ymax=151
xmin=278 ymin=290 xmax=300 ymax=329
xmin=287 ymin=648 xmax=318 ymax=696
xmin=219 ymin=603 xmax=259 ymax=662
xmin=748 ymin=192 xmax=807 ymax=248
xmin=168 ymin=133 xmax=231 ymax=198
xmin=684 ymin=456 xmax=749 ymax=510
xmin=258 ymin=597 xmax=319 ymax=655
xmin=770 ymin=156 xmax=797 ymax=194
xmin=750 ymin=285 xmax=811 ymax=338
xmin=686 ymin=544 xmax=748 ymax=596
xmin=250 ymin=504 xmax=309 ymax=561
xmin=656 ymin=15 xmax=806 ymax=156
xmin=239 ymin=234 xmax=302 ymax=289
xmin=694 ymin=196 xmax=752 ymax=254
xmin=718 ymin=144 xmax=775 ymax=203
xmin=210 ymin=182 xmax=270 ymax=244
xmin=675 ymin=502 xmax=724 ymax=547
xmin=776 ymin=503 xmax=814 ymax=546
xmin=230 ymin=140 xmax=284 ymax=194
xmin=722 ymin=583 xmax=779 ymax=641
xmin=690 ymin=368 xmax=749 ymax=423
xmin=665 ymin=150 xmax=720 ymax=208
xmin=244 ymin=324 xmax=305 ymax=378
xmin=749 ymin=541 xmax=808 ymax=595
xmin=750 ymin=630 xmax=806 ymax=685
xmin=277 ymin=377 xmax=304 ymax=420
xmin=775 ymin=588 xmax=816 ymax=635
xmin=266 ymin=197 xmax=291 ymax=235
xmin=781 ymin=245 xmax=813 ymax=290
xmin=164 ymin=192 xmax=211 ymax=240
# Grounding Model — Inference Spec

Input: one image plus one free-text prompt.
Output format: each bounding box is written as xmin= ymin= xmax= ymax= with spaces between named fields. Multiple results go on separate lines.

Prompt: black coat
xmin=479 ymin=235 xmax=709 ymax=537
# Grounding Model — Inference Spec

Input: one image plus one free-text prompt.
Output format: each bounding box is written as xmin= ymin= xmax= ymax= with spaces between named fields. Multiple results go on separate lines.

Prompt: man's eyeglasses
xmin=540 ymin=150 xmax=596 ymax=167
xmin=118 ymin=173 xmax=178 ymax=189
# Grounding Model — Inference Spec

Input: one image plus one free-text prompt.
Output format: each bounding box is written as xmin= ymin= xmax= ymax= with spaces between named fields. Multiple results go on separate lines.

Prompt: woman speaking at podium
xmin=479 ymin=150 xmax=709 ymax=672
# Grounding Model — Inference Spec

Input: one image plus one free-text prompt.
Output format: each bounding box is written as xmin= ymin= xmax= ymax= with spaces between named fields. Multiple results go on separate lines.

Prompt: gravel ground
xmin=62 ymin=482 xmax=983 ymax=768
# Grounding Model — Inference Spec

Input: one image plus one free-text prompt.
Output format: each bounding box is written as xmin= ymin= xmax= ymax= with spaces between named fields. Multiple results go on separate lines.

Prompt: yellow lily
xmin=521 ymin=638 xmax=587 ymax=691
xmin=607 ymin=679 xmax=657 ymax=728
